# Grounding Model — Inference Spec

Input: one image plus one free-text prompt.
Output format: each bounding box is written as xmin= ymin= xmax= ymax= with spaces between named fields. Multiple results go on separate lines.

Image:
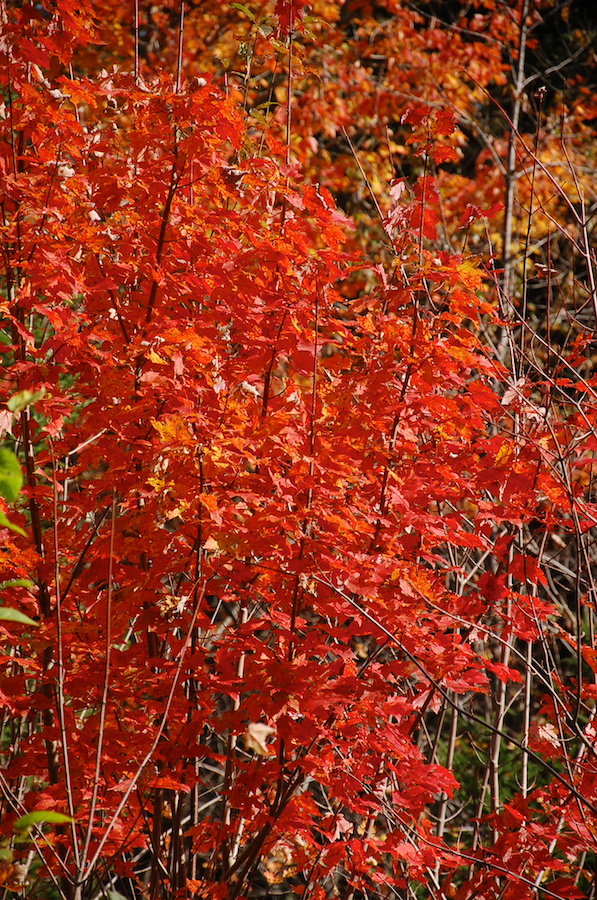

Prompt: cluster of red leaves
xmin=1 ymin=2 xmax=597 ymax=900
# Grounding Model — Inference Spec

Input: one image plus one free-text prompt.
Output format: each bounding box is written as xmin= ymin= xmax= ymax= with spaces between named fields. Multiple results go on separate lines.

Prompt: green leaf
xmin=7 ymin=387 xmax=46 ymax=415
xmin=14 ymin=811 xmax=72 ymax=834
xmin=0 ymin=447 xmax=23 ymax=503
xmin=230 ymin=3 xmax=255 ymax=21
xmin=249 ymin=109 xmax=268 ymax=126
xmin=0 ymin=510 xmax=26 ymax=537
xmin=0 ymin=607 xmax=38 ymax=627
xmin=0 ymin=579 xmax=32 ymax=590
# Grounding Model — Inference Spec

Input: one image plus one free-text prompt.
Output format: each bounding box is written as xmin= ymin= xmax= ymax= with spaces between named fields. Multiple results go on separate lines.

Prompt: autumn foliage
xmin=1 ymin=1 xmax=597 ymax=899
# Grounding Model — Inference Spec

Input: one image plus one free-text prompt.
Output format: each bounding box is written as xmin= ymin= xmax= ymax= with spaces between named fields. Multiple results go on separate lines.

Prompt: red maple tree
xmin=1 ymin=1 xmax=597 ymax=899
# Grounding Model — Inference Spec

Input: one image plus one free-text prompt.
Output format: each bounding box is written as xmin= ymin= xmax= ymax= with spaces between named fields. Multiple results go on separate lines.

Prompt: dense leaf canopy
xmin=1 ymin=2 xmax=597 ymax=899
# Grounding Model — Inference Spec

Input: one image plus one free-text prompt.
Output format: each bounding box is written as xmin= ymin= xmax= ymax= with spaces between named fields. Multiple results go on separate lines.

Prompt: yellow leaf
xmin=147 ymin=348 xmax=167 ymax=364
xmin=495 ymin=442 xmax=514 ymax=468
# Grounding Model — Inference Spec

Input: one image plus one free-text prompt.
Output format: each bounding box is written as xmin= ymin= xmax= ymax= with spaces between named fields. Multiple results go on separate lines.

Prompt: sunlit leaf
xmin=14 ymin=811 xmax=72 ymax=833
xmin=0 ymin=511 xmax=26 ymax=537
xmin=0 ymin=607 xmax=38 ymax=627
xmin=0 ymin=448 xmax=23 ymax=503
xmin=7 ymin=387 xmax=46 ymax=415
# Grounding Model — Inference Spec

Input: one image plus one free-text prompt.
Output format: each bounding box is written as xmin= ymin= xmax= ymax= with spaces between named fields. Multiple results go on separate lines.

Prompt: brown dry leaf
xmin=0 ymin=861 xmax=29 ymax=892
xmin=263 ymin=843 xmax=294 ymax=885
xmin=243 ymin=722 xmax=275 ymax=756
